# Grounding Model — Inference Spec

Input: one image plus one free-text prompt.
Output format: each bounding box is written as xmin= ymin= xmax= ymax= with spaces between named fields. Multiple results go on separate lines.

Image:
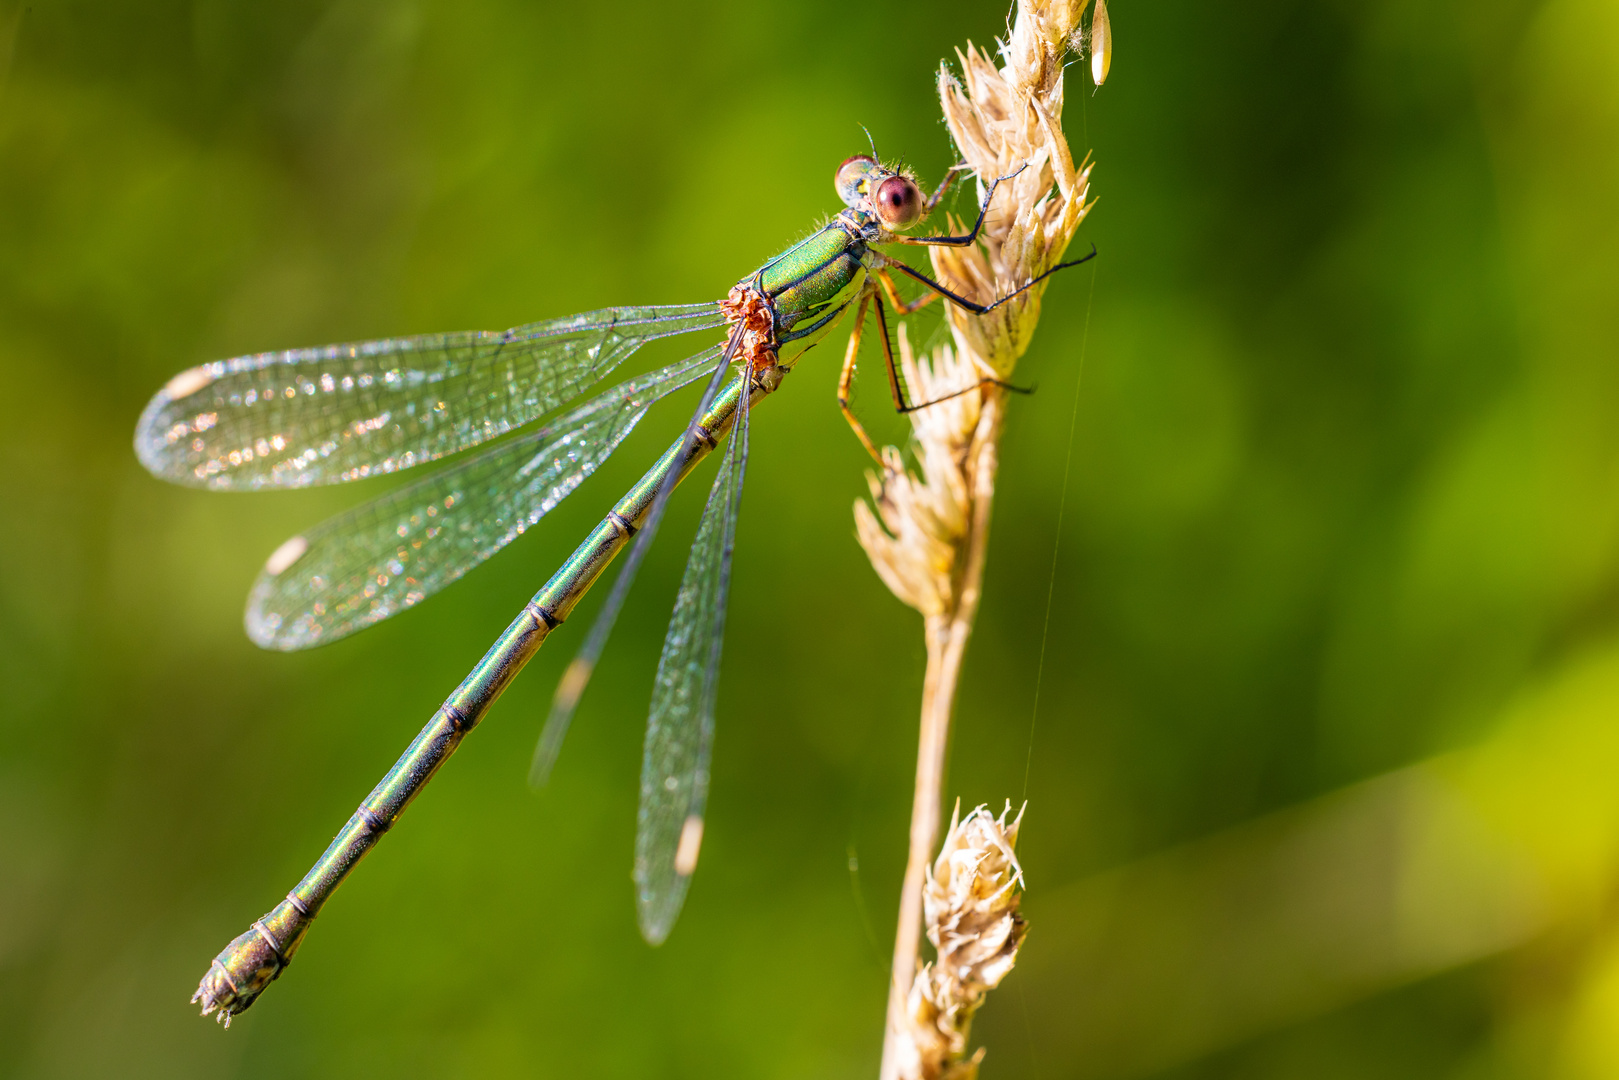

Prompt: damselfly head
xmin=836 ymin=155 xmax=924 ymax=231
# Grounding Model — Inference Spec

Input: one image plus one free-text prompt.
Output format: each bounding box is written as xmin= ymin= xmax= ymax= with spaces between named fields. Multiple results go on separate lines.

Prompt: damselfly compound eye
xmin=874 ymin=175 xmax=922 ymax=229
xmin=836 ymin=154 xmax=877 ymax=207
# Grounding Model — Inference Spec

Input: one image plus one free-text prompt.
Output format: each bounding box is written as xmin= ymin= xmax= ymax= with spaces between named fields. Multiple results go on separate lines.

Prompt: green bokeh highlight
xmin=2 ymin=0 xmax=1618 ymax=1077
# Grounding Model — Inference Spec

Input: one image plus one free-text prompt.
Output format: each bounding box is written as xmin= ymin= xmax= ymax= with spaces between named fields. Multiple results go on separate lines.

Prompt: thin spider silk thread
xmin=1013 ymin=222 xmax=1094 ymax=1080
xmin=1021 ymin=258 xmax=1096 ymax=804
xmin=1014 ymin=44 xmax=1097 ymax=1080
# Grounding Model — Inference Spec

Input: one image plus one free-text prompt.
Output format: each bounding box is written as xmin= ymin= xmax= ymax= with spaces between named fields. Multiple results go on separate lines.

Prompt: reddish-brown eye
xmin=874 ymin=175 xmax=922 ymax=229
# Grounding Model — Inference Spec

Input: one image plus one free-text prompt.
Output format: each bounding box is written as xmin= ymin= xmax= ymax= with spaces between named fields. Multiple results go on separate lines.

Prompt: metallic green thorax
xmin=196 ymin=364 xmax=787 ymax=1021
xmin=759 ymin=226 xmax=868 ymax=344
xmin=740 ymin=200 xmax=894 ymax=358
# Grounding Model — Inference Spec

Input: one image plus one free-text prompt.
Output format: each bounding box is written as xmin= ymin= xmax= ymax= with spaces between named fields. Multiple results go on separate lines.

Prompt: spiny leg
xmin=873 ymin=243 xmax=1097 ymax=317
xmin=868 ymin=292 xmax=1032 ymax=416
xmin=876 ymin=268 xmax=942 ymax=316
xmin=900 ymin=376 xmax=1035 ymax=414
xmin=840 ymin=288 xmax=964 ymax=457
xmin=894 ymin=162 xmax=1029 ymax=249
xmin=837 ymin=292 xmax=885 ymax=465
xmin=871 ymin=295 xmax=905 ymax=412
xmin=919 ymin=163 xmax=970 ymax=220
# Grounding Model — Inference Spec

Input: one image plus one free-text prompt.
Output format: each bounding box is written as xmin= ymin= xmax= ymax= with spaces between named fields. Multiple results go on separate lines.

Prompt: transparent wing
xmin=244 ymin=343 xmax=723 ymax=650
xmin=633 ymin=380 xmax=751 ymax=945
xmin=135 ymin=303 xmax=725 ymax=490
xmin=527 ymin=342 xmax=739 ymax=789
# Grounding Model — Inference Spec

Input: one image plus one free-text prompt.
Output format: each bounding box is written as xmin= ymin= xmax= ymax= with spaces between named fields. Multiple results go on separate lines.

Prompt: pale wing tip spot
xmin=164 ymin=366 xmax=216 ymax=400
xmin=264 ymin=535 xmax=309 ymax=576
xmin=673 ymin=815 xmax=704 ymax=877
xmin=553 ymin=658 xmax=593 ymax=712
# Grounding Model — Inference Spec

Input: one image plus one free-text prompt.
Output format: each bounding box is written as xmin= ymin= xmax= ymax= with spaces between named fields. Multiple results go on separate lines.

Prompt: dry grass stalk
xmin=894 ymin=803 xmax=1028 ymax=1080
xmin=856 ymin=1 xmax=1102 ymax=1076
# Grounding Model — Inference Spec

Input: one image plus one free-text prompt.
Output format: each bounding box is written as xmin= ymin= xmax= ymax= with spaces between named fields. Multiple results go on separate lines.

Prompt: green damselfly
xmin=135 ymin=152 xmax=1094 ymax=1024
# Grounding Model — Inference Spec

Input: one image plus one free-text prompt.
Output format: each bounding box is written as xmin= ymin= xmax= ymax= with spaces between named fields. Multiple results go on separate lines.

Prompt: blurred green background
xmin=4 ymin=0 xmax=1619 ymax=1076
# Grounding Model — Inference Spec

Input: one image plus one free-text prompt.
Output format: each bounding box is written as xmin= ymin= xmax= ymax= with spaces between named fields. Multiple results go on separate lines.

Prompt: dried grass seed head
xmin=932 ymin=0 xmax=1096 ymax=376
xmin=895 ymin=802 xmax=1029 ymax=1080
xmin=853 ymin=326 xmax=982 ymax=617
